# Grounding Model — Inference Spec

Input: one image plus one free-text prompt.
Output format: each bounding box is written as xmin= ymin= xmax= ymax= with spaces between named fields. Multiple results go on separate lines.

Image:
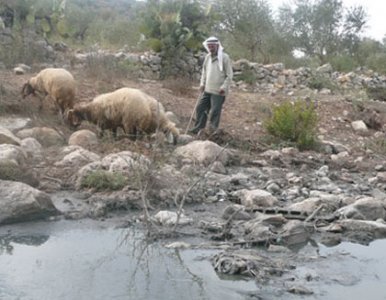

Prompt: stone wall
xmin=72 ymin=49 xmax=386 ymax=95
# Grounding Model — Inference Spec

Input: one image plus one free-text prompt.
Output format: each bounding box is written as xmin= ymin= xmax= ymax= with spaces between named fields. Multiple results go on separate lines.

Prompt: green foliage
xmin=263 ymin=100 xmax=318 ymax=150
xmin=0 ymin=162 xmax=20 ymax=181
xmin=147 ymin=38 xmax=163 ymax=52
xmin=234 ymin=69 xmax=257 ymax=85
xmin=1 ymin=0 xmax=385 ymax=74
xmin=307 ymin=73 xmax=338 ymax=91
xmin=277 ymin=0 xmax=367 ymax=64
xmin=329 ymin=55 xmax=358 ymax=72
xmin=140 ymin=0 xmax=210 ymax=77
xmin=365 ymin=52 xmax=386 ymax=75
xmin=365 ymin=87 xmax=386 ymax=101
xmin=0 ymin=161 xmax=38 ymax=187
xmin=215 ymin=0 xmax=276 ymax=63
xmin=80 ymin=170 xmax=127 ymax=191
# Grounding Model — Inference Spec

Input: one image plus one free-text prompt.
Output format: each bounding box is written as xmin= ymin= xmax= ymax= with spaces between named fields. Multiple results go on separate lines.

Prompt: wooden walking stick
xmin=184 ymin=91 xmax=202 ymax=134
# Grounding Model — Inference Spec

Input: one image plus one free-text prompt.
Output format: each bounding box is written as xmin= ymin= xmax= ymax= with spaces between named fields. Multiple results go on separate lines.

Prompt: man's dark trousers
xmin=191 ymin=92 xmax=225 ymax=133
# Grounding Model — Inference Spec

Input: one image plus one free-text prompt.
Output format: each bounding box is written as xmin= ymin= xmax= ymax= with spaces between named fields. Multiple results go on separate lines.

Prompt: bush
xmin=365 ymin=53 xmax=386 ymax=75
xmin=330 ymin=55 xmax=357 ymax=73
xmin=234 ymin=69 xmax=257 ymax=85
xmin=365 ymin=86 xmax=386 ymax=101
xmin=365 ymin=137 xmax=386 ymax=155
xmin=80 ymin=170 xmax=127 ymax=191
xmin=0 ymin=161 xmax=39 ymax=187
xmin=307 ymin=73 xmax=337 ymax=91
xmin=263 ymin=99 xmax=318 ymax=150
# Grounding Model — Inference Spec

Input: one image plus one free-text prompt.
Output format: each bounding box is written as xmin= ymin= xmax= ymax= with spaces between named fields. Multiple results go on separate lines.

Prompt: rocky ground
xmin=1 ymin=64 xmax=386 ymax=296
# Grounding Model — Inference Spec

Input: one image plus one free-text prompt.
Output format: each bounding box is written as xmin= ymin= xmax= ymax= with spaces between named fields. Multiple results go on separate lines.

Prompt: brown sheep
xmin=67 ymin=87 xmax=179 ymax=144
xmin=21 ymin=68 xmax=76 ymax=117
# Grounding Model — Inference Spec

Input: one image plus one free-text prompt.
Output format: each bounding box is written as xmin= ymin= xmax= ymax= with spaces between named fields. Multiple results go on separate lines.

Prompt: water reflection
xmin=0 ymin=222 xmax=256 ymax=300
xmin=0 ymin=234 xmax=49 ymax=255
xmin=0 ymin=220 xmax=385 ymax=300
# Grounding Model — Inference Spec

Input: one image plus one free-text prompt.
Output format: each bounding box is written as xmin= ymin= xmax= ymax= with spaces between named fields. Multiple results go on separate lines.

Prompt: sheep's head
xmin=66 ymin=108 xmax=83 ymax=128
xmin=165 ymin=122 xmax=179 ymax=145
xmin=21 ymin=82 xmax=35 ymax=98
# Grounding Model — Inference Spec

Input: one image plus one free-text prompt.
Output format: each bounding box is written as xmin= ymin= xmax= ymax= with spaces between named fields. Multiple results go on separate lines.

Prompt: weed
xmin=307 ymin=73 xmax=338 ymax=91
xmin=263 ymin=99 xmax=318 ymax=150
xmin=0 ymin=161 xmax=39 ymax=187
xmin=80 ymin=170 xmax=127 ymax=191
xmin=365 ymin=86 xmax=386 ymax=101
xmin=365 ymin=137 xmax=386 ymax=155
xmin=0 ymin=162 xmax=22 ymax=181
xmin=162 ymin=77 xmax=194 ymax=96
xmin=84 ymin=52 xmax=141 ymax=82
xmin=234 ymin=69 xmax=257 ymax=85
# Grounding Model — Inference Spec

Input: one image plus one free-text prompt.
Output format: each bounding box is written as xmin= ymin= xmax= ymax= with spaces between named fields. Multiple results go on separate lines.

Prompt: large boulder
xmin=0 ymin=144 xmax=27 ymax=166
xmin=20 ymin=137 xmax=43 ymax=160
xmin=0 ymin=180 xmax=59 ymax=225
xmin=68 ymin=129 xmax=99 ymax=149
xmin=232 ymin=189 xmax=279 ymax=208
xmin=337 ymin=197 xmax=386 ymax=221
xmin=174 ymin=140 xmax=231 ymax=166
xmin=0 ymin=126 xmax=21 ymax=145
xmin=55 ymin=146 xmax=101 ymax=168
xmin=16 ymin=127 xmax=65 ymax=147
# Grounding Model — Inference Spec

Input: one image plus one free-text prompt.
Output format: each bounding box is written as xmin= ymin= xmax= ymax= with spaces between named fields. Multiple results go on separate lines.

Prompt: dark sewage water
xmin=0 ymin=219 xmax=385 ymax=300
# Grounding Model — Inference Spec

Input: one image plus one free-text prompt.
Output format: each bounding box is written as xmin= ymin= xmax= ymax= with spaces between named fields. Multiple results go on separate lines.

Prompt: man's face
xmin=207 ymin=43 xmax=218 ymax=55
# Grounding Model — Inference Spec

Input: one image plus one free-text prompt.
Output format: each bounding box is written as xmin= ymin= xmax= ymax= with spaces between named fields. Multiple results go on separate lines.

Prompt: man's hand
xmin=199 ymin=85 xmax=205 ymax=93
xmin=219 ymin=88 xmax=225 ymax=96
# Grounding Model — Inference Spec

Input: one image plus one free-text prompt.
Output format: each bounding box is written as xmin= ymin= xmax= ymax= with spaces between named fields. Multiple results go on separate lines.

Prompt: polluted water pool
xmin=0 ymin=219 xmax=385 ymax=300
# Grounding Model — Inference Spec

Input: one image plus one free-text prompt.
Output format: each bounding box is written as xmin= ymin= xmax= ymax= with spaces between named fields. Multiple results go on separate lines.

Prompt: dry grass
xmin=161 ymin=77 xmax=195 ymax=97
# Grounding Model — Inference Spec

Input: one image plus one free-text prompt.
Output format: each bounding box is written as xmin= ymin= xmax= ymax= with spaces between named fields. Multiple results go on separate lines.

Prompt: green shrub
xmin=365 ymin=53 xmax=386 ymax=75
xmin=307 ymin=73 xmax=337 ymax=91
xmin=234 ymin=69 xmax=257 ymax=85
xmin=0 ymin=161 xmax=39 ymax=187
xmin=330 ymin=55 xmax=357 ymax=73
xmin=365 ymin=87 xmax=386 ymax=101
xmin=263 ymin=99 xmax=318 ymax=150
xmin=80 ymin=170 xmax=127 ymax=191
xmin=0 ymin=162 xmax=23 ymax=181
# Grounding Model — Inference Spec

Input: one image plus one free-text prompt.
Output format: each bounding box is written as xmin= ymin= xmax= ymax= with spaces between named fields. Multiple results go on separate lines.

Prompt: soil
xmin=2 ymin=67 xmax=386 ymax=162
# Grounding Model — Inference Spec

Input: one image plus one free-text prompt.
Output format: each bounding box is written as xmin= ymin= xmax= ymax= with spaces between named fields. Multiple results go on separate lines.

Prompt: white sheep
xmin=21 ymin=68 xmax=76 ymax=116
xmin=67 ymin=87 xmax=179 ymax=144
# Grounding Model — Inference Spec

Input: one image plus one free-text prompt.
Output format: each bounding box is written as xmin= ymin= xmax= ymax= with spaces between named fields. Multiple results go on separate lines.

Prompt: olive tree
xmin=277 ymin=0 xmax=367 ymax=64
xmin=213 ymin=0 xmax=279 ymax=63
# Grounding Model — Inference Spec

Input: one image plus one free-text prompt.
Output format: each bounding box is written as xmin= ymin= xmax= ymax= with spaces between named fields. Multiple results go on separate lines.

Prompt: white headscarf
xmin=203 ymin=36 xmax=224 ymax=72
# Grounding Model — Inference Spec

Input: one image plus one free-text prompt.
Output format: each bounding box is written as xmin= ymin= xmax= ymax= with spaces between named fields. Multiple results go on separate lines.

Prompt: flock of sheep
xmin=21 ymin=68 xmax=180 ymax=144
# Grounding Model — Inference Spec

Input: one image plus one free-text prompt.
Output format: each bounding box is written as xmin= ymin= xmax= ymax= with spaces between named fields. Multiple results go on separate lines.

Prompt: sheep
xmin=21 ymin=68 xmax=76 ymax=117
xmin=67 ymin=87 xmax=179 ymax=144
